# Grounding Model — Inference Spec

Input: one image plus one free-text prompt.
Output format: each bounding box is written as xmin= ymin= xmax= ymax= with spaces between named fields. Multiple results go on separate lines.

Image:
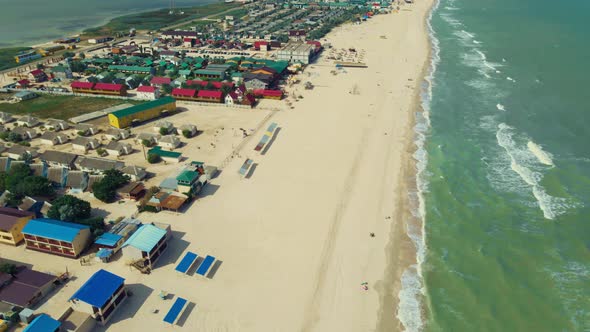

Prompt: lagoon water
xmin=0 ymin=0 xmax=216 ymax=47
xmin=419 ymin=0 xmax=590 ymax=330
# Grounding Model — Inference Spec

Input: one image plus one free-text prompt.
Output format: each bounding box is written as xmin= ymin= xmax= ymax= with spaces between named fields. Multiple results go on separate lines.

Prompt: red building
xmin=150 ymin=76 xmax=171 ymax=86
xmin=253 ymin=89 xmax=283 ymax=100
xmin=196 ymin=90 xmax=223 ymax=103
xmin=186 ymin=80 xmax=234 ymax=90
xmin=71 ymin=81 xmax=95 ymax=93
xmin=29 ymin=69 xmax=48 ymax=83
xmin=254 ymin=41 xmax=270 ymax=51
xmin=171 ymin=88 xmax=197 ymax=100
xmin=93 ymin=83 xmax=127 ymax=96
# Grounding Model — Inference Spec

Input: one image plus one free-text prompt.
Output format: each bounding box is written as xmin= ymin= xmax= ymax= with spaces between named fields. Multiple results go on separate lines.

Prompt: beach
xmin=1 ymin=1 xmax=434 ymax=330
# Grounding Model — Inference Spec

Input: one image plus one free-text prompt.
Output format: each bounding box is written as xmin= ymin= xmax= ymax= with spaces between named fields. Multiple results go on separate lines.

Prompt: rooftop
xmin=94 ymin=232 xmax=123 ymax=247
xmin=23 ymin=314 xmax=61 ymax=332
xmin=122 ymin=224 xmax=167 ymax=253
xmin=0 ymin=207 xmax=34 ymax=232
xmin=70 ymin=269 xmax=125 ymax=308
xmin=110 ymin=96 xmax=176 ymax=119
xmin=22 ymin=218 xmax=89 ymax=242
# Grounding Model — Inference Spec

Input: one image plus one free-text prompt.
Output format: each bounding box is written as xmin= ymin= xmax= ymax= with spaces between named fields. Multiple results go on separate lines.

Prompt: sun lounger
xmin=163 ymin=297 xmax=187 ymax=324
xmin=254 ymin=134 xmax=270 ymax=151
xmin=238 ymin=159 xmax=253 ymax=176
xmin=175 ymin=252 xmax=198 ymax=274
xmin=196 ymin=255 xmax=216 ymax=276
xmin=267 ymin=122 xmax=278 ymax=134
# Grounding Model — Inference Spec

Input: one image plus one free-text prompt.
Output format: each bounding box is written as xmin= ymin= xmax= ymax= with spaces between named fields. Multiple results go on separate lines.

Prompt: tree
xmin=36 ymin=63 xmax=45 ymax=70
xmin=161 ymin=84 xmax=173 ymax=94
xmin=92 ymin=169 xmax=130 ymax=203
xmin=21 ymin=176 xmax=55 ymax=197
xmin=147 ymin=153 xmax=161 ymax=164
xmin=79 ymin=52 xmax=86 ymax=59
xmin=47 ymin=195 xmax=91 ymax=222
xmin=69 ymin=60 xmax=86 ymax=73
xmin=63 ymin=52 xmax=75 ymax=59
xmin=6 ymin=164 xmax=31 ymax=190
xmin=181 ymin=129 xmax=193 ymax=138
xmin=0 ymin=172 xmax=7 ymax=192
xmin=220 ymin=84 xmax=233 ymax=95
xmin=0 ymin=263 xmax=17 ymax=276
xmin=159 ymin=127 xmax=169 ymax=135
xmin=5 ymin=192 xmax=24 ymax=208
xmin=7 ymin=132 xmax=22 ymax=143
xmin=0 ymin=132 xmax=8 ymax=141
xmin=141 ymin=139 xmax=153 ymax=147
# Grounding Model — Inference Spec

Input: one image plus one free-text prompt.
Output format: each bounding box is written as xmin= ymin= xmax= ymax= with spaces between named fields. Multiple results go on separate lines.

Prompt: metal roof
xmin=70 ymin=269 xmax=125 ymax=308
xmin=95 ymin=232 xmax=123 ymax=247
xmin=110 ymin=97 xmax=176 ymax=119
xmin=22 ymin=218 xmax=89 ymax=242
xmin=122 ymin=224 xmax=166 ymax=252
xmin=23 ymin=314 xmax=61 ymax=332
xmin=148 ymin=146 xmax=181 ymax=159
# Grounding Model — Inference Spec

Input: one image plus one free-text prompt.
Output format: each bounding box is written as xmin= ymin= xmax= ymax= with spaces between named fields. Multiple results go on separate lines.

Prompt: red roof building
xmin=71 ymin=81 xmax=95 ymax=91
xmin=253 ymin=89 xmax=283 ymax=100
xmin=186 ymin=80 xmax=235 ymax=89
xmin=28 ymin=69 xmax=48 ymax=82
xmin=93 ymin=83 xmax=127 ymax=96
xmin=136 ymin=85 xmax=156 ymax=92
xmin=171 ymin=88 xmax=197 ymax=99
xmin=150 ymin=76 xmax=171 ymax=86
xmin=254 ymin=41 xmax=270 ymax=51
xmin=196 ymin=90 xmax=223 ymax=103
xmin=306 ymin=40 xmax=322 ymax=52
xmin=16 ymin=79 xmax=30 ymax=88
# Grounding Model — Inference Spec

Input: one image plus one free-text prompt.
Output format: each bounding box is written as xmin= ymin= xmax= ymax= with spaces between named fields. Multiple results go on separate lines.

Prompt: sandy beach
xmin=1 ymin=0 xmax=433 ymax=330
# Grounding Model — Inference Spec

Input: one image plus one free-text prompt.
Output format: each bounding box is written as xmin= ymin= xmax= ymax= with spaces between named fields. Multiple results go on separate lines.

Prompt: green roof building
xmin=108 ymin=97 xmax=176 ymax=129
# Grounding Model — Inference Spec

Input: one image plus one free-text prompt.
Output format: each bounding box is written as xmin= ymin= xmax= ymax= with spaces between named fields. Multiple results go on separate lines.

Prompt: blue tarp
xmin=96 ymin=248 xmax=113 ymax=259
xmin=163 ymin=297 xmax=187 ymax=324
xmin=175 ymin=252 xmax=197 ymax=274
xmin=196 ymin=255 xmax=215 ymax=276
xmin=70 ymin=269 xmax=125 ymax=307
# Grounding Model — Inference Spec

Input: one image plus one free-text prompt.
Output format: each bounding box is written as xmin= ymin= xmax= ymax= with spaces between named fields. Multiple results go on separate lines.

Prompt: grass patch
xmin=210 ymin=8 xmax=249 ymax=20
xmin=83 ymin=2 xmax=241 ymax=37
xmin=0 ymin=94 xmax=140 ymax=120
xmin=0 ymin=47 xmax=33 ymax=71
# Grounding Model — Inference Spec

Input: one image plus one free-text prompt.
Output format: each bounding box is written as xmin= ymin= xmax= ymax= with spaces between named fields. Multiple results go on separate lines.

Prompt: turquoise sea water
xmin=0 ymin=0 xmax=215 ymax=47
xmin=413 ymin=0 xmax=590 ymax=330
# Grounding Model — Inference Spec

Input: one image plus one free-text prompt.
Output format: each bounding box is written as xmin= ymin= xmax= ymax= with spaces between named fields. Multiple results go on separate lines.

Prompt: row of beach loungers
xmin=238 ymin=122 xmax=279 ymax=177
xmin=174 ymin=251 xmax=217 ymax=276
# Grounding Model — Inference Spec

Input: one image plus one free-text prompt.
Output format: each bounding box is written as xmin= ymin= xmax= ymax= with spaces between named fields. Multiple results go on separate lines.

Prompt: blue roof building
xmin=94 ymin=232 xmax=123 ymax=248
xmin=22 ymin=219 xmax=92 ymax=258
xmin=23 ymin=314 xmax=61 ymax=332
xmin=69 ymin=269 xmax=127 ymax=325
xmin=122 ymin=224 xmax=170 ymax=269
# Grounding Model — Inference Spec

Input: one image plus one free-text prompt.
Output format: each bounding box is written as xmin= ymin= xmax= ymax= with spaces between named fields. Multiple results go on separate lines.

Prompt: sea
xmin=399 ymin=0 xmax=590 ymax=330
xmin=0 ymin=0 xmax=217 ymax=47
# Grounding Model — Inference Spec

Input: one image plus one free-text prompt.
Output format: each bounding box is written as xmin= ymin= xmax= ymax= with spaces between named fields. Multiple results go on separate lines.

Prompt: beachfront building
xmin=0 ymin=267 xmax=58 ymax=308
xmin=253 ymin=89 xmax=284 ymax=100
xmin=39 ymin=150 xmax=78 ymax=169
xmin=161 ymin=30 xmax=198 ymax=39
xmin=277 ymin=42 xmax=315 ymax=64
xmin=171 ymin=88 xmax=197 ymax=101
xmin=136 ymin=85 xmax=160 ymax=100
xmin=175 ymin=169 xmax=201 ymax=193
xmin=108 ymin=97 xmax=177 ymax=129
xmin=14 ymin=50 xmax=42 ymax=64
xmin=74 ymin=157 xmax=124 ymax=174
xmin=88 ymin=36 xmax=113 ymax=44
xmin=148 ymin=147 xmax=182 ymax=163
xmin=22 ymin=314 xmax=61 ymax=332
xmin=69 ymin=269 xmax=127 ymax=325
xmin=93 ymin=83 xmax=127 ymax=96
xmin=0 ymin=207 xmax=35 ymax=246
xmin=121 ymin=224 xmax=170 ymax=269
xmin=196 ymin=90 xmax=223 ymax=103
xmin=179 ymin=124 xmax=197 ymax=137
xmin=71 ymin=81 xmax=95 ymax=93
xmin=22 ymin=219 xmax=91 ymax=258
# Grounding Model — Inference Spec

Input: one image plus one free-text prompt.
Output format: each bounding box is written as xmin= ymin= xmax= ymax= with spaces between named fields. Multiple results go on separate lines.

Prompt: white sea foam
xmin=461 ymin=49 xmax=501 ymax=79
xmin=496 ymin=103 xmax=506 ymax=111
xmin=527 ymin=141 xmax=554 ymax=166
xmin=396 ymin=0 xmax=441 ymax=330
xmin=440 ymin=12 xmax=462 ymax=27
xmin=473 ymin=39 xmax=481 ymax=44
xmin=506 ymin=76 xmax=516 ymax=82
xmin=495 ymin=123 xmax=573 ymax=219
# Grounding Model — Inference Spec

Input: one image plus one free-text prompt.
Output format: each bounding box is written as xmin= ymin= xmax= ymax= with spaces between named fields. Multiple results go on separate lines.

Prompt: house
xmin=117 ymin=182 xmax=145 ymax=200
xmin=11 ymin=127 xmax=38 ymax=140
xmin=196 ymin=90 xmax=223 ymax=103
xmin=121 ymin=165 xmax=147 ymax=181
xmin=243 ymin=73 xmax=273 ymax=90
xmin=45 ymin=119 xmax=70 ymax=131
xmin=153 ymin=121 xmax=175 ymax=134
xmin=137 ymin=132 xmax=160 ymax=145
xmin=150 ymin=76 xmax=171 ymax=87
xmin=254 ymin=40 xmax=270 ymax=51
xmin=75 ymin=123 xmax=100 ymax=136
xmin=65 ymin=171 xmax=88 ymax=191
xmin=105 ymin=128 xmax=131 ymax=141
xmin=69 ymin=269 xmax=127 ymax=325
xmin=179 ymin=124 xmax=197 ymax=137
xmin=0 ymin=157 xmax=12 ymax=172
xmin=175 ymin=169 xmax=201 ymax=193
xmin=108 ymin=97 xmax=177 ymax=129
xmin=148 ymin=146 xmax=181 ymax=163
xmin=136 ymin=85 xmax=160 ymax=100
xmin=159 ymin=50 xmax=177 ymax=60
xmin=0 ymin=112 xmax=14 ymax=124
xmin=70 ymin=81 xmax=95 ymax=93
xmin=39 ymin=150 xmax=78 ymax=169
xmin=253 ymin=89 xmax=284 ymax=100
xmin=225 ymin=92 xmax=239 ymax=105
xmin=50 ymin=65 xmax=73 ymax=79
xmin=250 ymin=66 xmax=278 ymax=77
xmin=94 ymin=232 xmax=124 ymax=250
xmin=46 ymin=167 xmax=68 ymax=187
xmin=158 ymin=135 xmax=181 ymax=149
xmin=12 ymin=91 xmax=38 ymax=102
xmin=121 ymin=223 xmax=170 ymax=269
xmin=29 ymin=69 xmax=48 ymax=82
xmin=0 ymin=267 xmax=58 ymax=308
xmin=16 ymin=79 xmax=30 ymax=88
xmin=0 ymin=207 xmax=35 ymax=246
xmin=75 ymin=157 xmax=124 ymax=173
xmin=72 ymin=137 xmax=100 ymax=152
xmin=16 ymin=115 xmax=40 ymax=128
xmin=276 ymin=42 xmax=314 ymax=64
xmin=30 ymin=163 xmax=47 ymax=177
xmin=6 ymin=146 xmax=38 ymax=160
xmin=22 ymin=314 xmax=61 ymax=332
xmin=40 ymin=132 xmax=69 ymax=146
xmin=105 ymin=141 xmax=133 ymax=156
xmin=22 ymin=218 xmax=91 ymax=258
xmin=93 ymin=83 xmax=127 ymax=96
xmin=87 ymin=175 xmax=104 ymax=192
xmin=194 ymin=68 xmax=226 ymax=80
xmin=87 ymin=36 xmax=113 ymax=44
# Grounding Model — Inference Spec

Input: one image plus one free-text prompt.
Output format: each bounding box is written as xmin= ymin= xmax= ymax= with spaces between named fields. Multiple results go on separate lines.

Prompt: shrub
xmin=141 ymin=139 xmax=153 ymax=147
xmin=147 ymin=153 xmax=161 ymax=164
xmin=181 ymin=129 xmax=192 ymax=138
xmin=159 ymin=127 xmax=169 ymax=135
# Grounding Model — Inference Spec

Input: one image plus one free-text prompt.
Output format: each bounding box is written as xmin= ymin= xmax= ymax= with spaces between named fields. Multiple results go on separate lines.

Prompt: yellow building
xmin=0 ymin=207 xmax=35 ymax=246
xmin=108 ymin=97 xmax=177 ymax=129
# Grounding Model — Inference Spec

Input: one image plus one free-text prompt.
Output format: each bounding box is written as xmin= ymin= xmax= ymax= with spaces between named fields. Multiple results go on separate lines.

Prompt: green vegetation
xmin=0 ymin=263 xmax=17 ymax=275
xmin=92 ymin=169 xmax=130 ymax=203
xmin=0 ymin=47 xmax=32 ymax=71
xmin=0 ymin=94 xmax=140 ymax=120
xmin=181 ymin=129 xmax=193 ymax=139
xmin=47 ymin=195 xmax=91 ymax=222
xmin=0 ymin=164 xmax=55 ymax=203
xmin=147 ymin=153 xmax=161 ymax=164
xmin=210 ymin=8 xmax=248 ymax=20
xmin=159 ymin=127 xmax=170 ymax=135
xmin=83 ymin=2 xmax=240 ymax=37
